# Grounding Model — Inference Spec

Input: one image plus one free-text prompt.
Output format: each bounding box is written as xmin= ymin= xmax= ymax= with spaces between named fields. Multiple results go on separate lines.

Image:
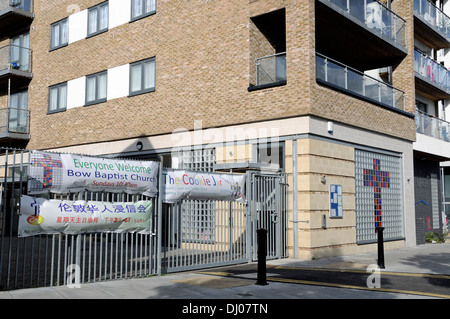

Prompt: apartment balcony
xmin=414 ymin=0 xmax=450 ymax=49
xmin=0 ymin=107 xmax=30 ymax=141
xmin=0 ymin=0 xmax=33 ymax=39
xmin=315 ymin=0 xmax=407 ymax=71
xmin=414 ymin=49 xmax=450 ymax=101
xmin=414 ymin=110 xmax=450 ymax=160
xmin=249 ymin=52 xmax=287 ymax=91
xmin=0 ymin=44 xmax=32 ymax=90
xmin=316 ymin=53 xmax=405 ymax=112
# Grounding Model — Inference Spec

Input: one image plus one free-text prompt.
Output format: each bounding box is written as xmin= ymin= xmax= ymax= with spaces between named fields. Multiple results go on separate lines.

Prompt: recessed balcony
xmin=414 ymin=0 xmax=450 ymax=49
xmin=316 ymin=53 xmax=405 ymax=112
xmin=414 ymin=49 xmax=450 ymax=101
xmin=0 ymin=0 xmax=33 ymax=39
xmin=315 ymin=0 xmax=407 ymax=71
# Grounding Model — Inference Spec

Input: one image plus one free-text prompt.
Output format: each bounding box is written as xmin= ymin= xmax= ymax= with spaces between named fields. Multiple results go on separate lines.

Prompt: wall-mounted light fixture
xmin=136 ymin=141 xmax=143 ymax=151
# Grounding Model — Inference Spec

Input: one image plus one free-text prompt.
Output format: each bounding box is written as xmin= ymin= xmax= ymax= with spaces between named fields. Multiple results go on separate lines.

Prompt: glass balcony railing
xmin=0 ymin=0 xmax=33 ymax=13
xmin=416 ymin=110 xmax=450 ymax=142
xmin=414 ymin=0 xmax=450 ymax=39
xmin=414 ymin=49 xmax=450 ymax=94
xmin=255 ymin=52 xmax=287 ymax=87
xmin=0 ymin=107 xmax=30 ymax=136
xmin=326 ymin=0 xmax=406 ymax=48
xmin=316 ymin=53 xmax=405 ymax=111
xmin=0 ymin=44 xmax=32 ymax=73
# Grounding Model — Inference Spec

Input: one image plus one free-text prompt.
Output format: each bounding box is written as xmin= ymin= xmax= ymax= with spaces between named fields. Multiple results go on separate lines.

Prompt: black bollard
xmin=376 ymin=226 xmax=385 ymax=269
xmin=256 ymin=228 xmax=268 ymax=286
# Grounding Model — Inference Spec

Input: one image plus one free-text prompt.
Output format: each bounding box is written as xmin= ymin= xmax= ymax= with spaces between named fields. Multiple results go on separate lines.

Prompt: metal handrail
xmin=255 ymin=52 xmax=287 ymax=86
xmin=0 ymin=0 xmax=33 ymax=12
xmin=326 ymin=0 xmax=407 ymax=47
xmin=316 ymin=52 xmax=405 ymax=111
xmin=0 ymin=44 xmax=32 ymax=73
xmin=0 ymin=107 xmax=30 ymax=135
xmin=414 ymin=0 xmax=450 ymax=38
xmin=416 ymin=109 xmax=450 ymax=142
xmin=414 ymin=48 xmax=450 ymax=93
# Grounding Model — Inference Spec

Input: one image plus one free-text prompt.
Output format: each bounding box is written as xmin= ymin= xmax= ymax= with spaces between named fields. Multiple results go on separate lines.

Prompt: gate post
xmin=256 ymin=228 xmax=268 ymax=286
xmin=156 ymin=162 xmax=163 ymax=275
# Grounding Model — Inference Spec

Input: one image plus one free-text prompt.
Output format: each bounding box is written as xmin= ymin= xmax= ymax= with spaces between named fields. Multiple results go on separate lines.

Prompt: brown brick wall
xmin=24 ymin=0 xmax=416 ymax=150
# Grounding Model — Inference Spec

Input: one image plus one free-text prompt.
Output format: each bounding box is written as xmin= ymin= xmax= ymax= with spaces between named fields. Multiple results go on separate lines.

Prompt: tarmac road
xmin=198 ymin=263 xmax=450 ymax=299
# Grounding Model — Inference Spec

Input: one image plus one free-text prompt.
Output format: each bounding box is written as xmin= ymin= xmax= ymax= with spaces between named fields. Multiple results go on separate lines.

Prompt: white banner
xmin=28 ymin=151 xmax=158 ymax=196
xmin=162 ymin=169 xmax=245 ymax=203
xmin=19 ymin=195 xmax=153 ymax=237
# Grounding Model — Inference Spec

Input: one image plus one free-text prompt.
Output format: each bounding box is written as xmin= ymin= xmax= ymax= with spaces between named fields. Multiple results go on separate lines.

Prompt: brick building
xmin=0 ymin=0 xmax=447 ymax=259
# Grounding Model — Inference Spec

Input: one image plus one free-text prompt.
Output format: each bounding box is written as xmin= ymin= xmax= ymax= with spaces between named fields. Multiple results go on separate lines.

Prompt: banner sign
xmin=162 ymin=169 xmax=245 ymax=204
xmin=28 ymin=151 xmax=158 ymax=197
xmin=19 ymin=195 xmax=153 ymax=237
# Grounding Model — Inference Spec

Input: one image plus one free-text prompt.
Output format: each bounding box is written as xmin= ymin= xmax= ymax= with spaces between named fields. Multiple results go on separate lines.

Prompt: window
xmin=131 ymin=0 xmax=156 ymax=20
xmin=86 ymin=71 xmax=107 ymax=105
xmin=48 ymin=83 xmax=67 ymax=113
xmin=50 ymin=19 xmax=68 ymax=50
xmin=129 ymin=58 xmax=155 ymax=96
xmin=88 ymin=2 xmax=109 ymax=37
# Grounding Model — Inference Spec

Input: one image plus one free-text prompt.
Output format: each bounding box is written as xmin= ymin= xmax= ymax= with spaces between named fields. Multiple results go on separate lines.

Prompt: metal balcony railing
xmin=414 ymin=0 xmax=450 ymax=39
xmin=414 ymin=49 xmax=450 ymax=94
xmin=416 ymin=110 xmax=450 ymax=142
xmin=0 ymin=44 xmax=32 ymax=73
xmin=0 ymin=107 xmax=30 ymax=136
xmin=325 ymin=0 xmax=407 ymax=48
xmin=316 ymin=53 xmax=405 ymax=111
xmin=255 ymin=52 xmax=287 ymax=87
xmin=0 ymin=0 xmax=33 ymax=13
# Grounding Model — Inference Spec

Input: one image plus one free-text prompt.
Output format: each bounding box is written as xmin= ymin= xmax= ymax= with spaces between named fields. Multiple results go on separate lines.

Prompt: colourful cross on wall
xmin=363 ymin=159 xmax=390 ymax=231
xmin=31 ymin=154 xmax=63 ymax=190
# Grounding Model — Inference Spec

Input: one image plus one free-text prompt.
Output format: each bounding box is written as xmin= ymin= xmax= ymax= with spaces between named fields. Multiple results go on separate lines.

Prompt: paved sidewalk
xmin=0 ymin=243 xmax=448 ymax=300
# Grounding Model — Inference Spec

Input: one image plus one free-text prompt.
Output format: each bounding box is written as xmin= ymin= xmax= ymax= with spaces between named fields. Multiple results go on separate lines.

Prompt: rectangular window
xmin=129 ymin=58 xmax=155 ymax=96
xmin=88 ymin=2 xmax=109 ymax=37
xmin=131 ymin=0 xmax=156 ymax=20
xmin=48 ymin=82 xmax=67 ymax=113
xmin=50 ymin=19 xmax=68 ymax=50
xmin=86 ymin=71 xmax=107 ymax=105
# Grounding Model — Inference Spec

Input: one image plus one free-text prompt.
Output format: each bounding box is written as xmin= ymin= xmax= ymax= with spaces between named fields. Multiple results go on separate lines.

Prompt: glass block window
xmin=355 ymin=149 xmax=404 ymax=243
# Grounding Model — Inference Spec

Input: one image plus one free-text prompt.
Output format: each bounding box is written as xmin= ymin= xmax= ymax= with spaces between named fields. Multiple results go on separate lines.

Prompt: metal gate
xmin=0 ymin=148 xmax=288 ymax=291
xmin=248 ymin=171 xmax=288 ymax=261
xmin=161 ymin=199 xmax=248 ymax=273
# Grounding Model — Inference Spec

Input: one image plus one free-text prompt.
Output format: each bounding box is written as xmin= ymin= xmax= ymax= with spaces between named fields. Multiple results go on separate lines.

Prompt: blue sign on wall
xmin=330 ymin=184 xmax=343 ymax=218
